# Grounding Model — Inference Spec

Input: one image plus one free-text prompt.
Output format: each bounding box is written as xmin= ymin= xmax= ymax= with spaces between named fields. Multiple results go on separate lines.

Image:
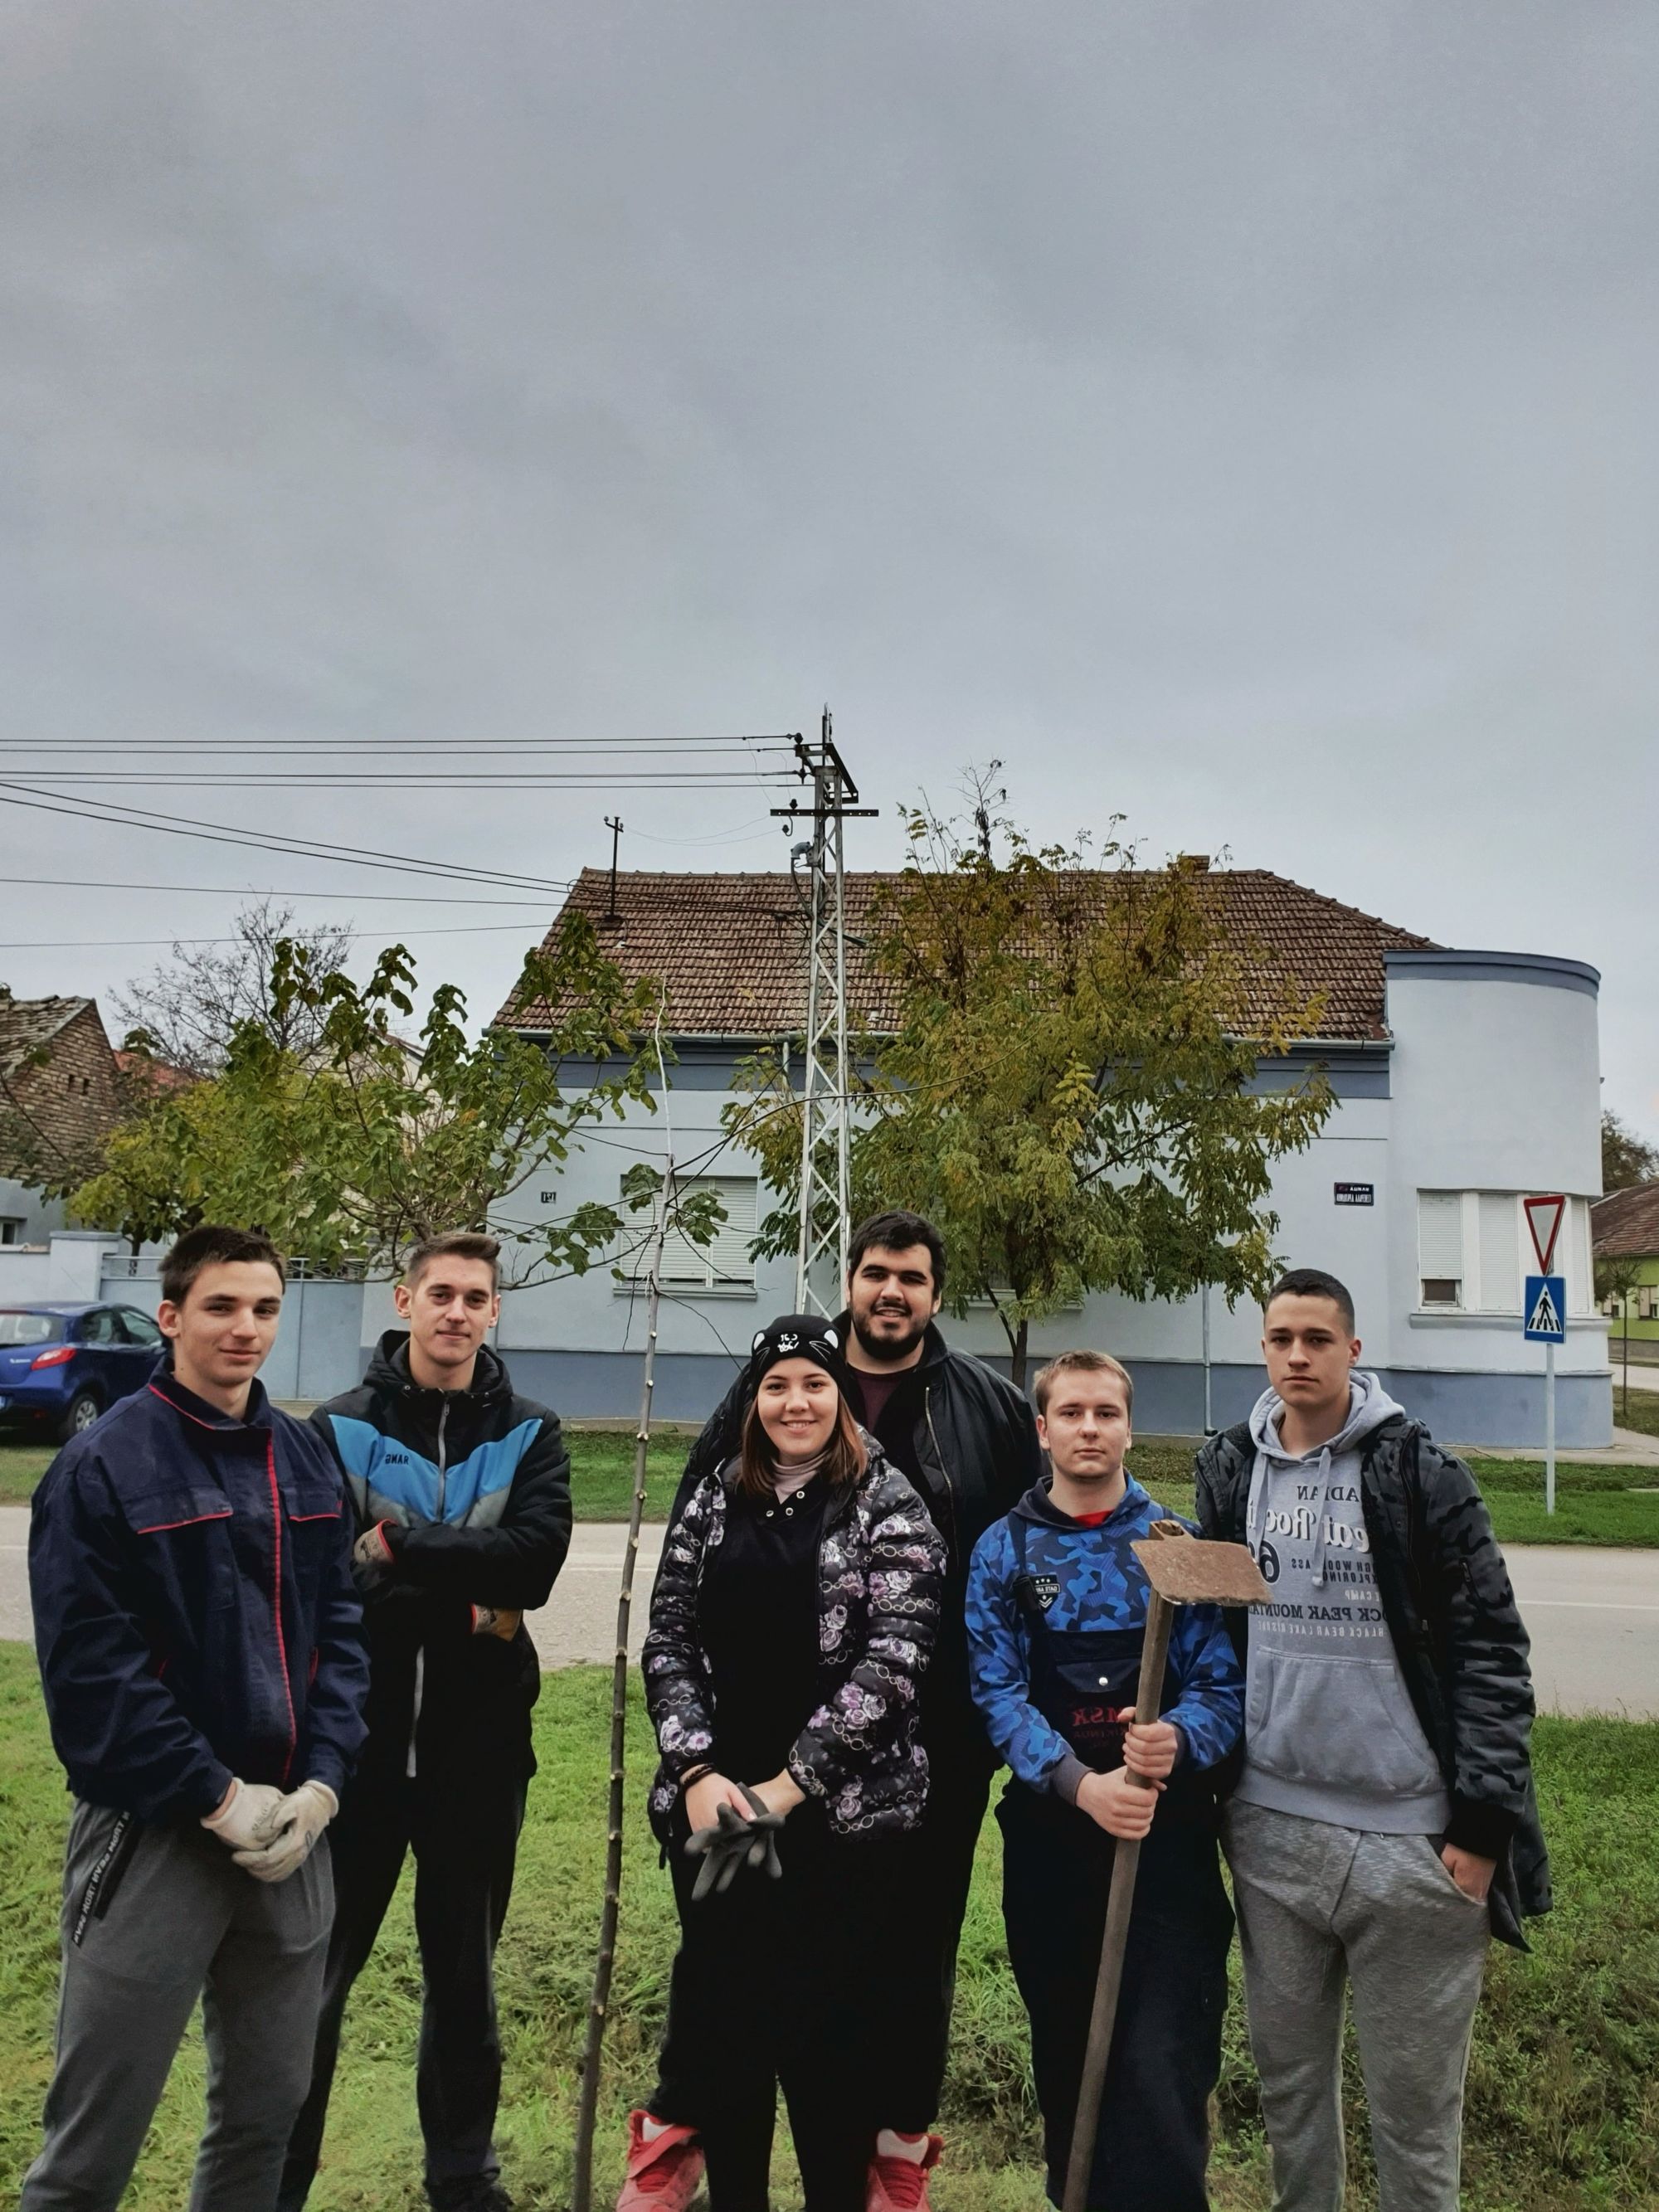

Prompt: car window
xmin=79 ymin=1310 xmax=121 ymax=1346
xmin=117 ymin=1309 xmax=163 ymax=1347
xmin=0 ymin=1311 xmax=61 ymax=1346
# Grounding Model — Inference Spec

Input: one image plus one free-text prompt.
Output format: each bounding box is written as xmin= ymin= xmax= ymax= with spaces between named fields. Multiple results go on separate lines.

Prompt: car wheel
xmin=60 ymin=1391 xmax=101 ymax=1442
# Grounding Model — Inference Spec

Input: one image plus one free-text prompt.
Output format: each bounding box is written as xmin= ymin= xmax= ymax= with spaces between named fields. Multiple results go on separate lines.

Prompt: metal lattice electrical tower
xmin=773 ymin=710 xmax=877 ymax=1315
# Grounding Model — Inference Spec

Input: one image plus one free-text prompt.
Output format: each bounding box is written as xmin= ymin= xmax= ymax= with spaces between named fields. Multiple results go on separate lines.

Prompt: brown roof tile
xmin=1593 ymin=1184 xmax=1659 ymax=1258
xmin=0 ymin=994 xmax=96 ymax=1078
xmin=496 ymin=868 xmax=1437 ymax=1045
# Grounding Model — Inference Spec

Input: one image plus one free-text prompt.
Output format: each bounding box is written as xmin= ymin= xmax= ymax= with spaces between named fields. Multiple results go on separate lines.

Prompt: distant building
xmin=479 ymin=868 xmax=1610 ymax=1446
xmin=1593 ymin=1183 xmax=1659 ymax=1345
xmin=0 ymin=996 xmax=126 ymax=1247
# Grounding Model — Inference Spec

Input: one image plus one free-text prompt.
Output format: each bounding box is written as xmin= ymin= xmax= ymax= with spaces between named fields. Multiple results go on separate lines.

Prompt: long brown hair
xmin=734 ymin=1387 xmax=868 ymax=1500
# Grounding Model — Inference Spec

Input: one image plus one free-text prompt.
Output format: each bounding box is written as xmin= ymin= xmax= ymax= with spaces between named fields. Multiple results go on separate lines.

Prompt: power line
xmin=0 ymin=920 xmax=544 ymax=950
xmin=2 ymin=876 xmax=556 ymax=907
xmin=0 ymin=734 xmax=797 ymax=754
xmin=4 ymin=775 xmax=791 ymax=790
xmin=0 ymin=784 xmax=576 ymax=894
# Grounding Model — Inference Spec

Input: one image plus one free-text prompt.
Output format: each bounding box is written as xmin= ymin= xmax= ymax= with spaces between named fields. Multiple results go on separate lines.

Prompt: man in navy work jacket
xmin=280 ymin=1230 xmax=572 ymax=2212
xmin=25 ymin=1223 xmax=369 ymax=2212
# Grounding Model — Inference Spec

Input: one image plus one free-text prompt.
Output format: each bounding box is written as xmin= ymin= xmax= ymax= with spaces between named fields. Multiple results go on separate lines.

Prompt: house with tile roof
xmin=1593 ymin=1183 xmax=1659 ymax=1346
xmin=0 ymin=994 xmax=125 ymax=1246
xmin=477 ymin=865 xmax=1611 ymax=1446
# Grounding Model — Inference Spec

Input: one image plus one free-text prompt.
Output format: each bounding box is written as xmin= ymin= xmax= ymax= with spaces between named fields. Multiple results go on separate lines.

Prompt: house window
xmin=1418 ymin=1192 xmax=1464 ymax=1308
xmin=0 ymin=1218 xmax=21 ymax=1247
xmin=620 ymin=1174 xmax=758 ymax=1291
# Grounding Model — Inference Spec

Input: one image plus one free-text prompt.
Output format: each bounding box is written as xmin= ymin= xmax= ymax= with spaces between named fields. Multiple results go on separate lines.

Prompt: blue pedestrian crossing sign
xmin=1524 ymin=1275 xmax=1566 ymax=1343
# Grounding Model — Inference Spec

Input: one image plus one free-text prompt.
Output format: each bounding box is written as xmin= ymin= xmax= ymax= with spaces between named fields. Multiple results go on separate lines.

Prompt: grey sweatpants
xmin=22 ymin=1799 xmax=333 ymax=2212
xmin=1224 ymin=1800 xmax=1491 ymax=2212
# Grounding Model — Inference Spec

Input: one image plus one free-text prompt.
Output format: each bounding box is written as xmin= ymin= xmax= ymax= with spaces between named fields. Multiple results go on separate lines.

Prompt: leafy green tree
xmin=75 ymin=916 xmax=713 ymax=1282
xmin=727 ymin=798 xmax=1335 ymax=1387
xmin=1602 ymin=1111 xmax=1659 ymax=1194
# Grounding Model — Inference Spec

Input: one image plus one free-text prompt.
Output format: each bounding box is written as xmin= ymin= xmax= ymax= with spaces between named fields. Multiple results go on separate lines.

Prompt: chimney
xmin=1177 ymin=853 xmax=1211 ymax=873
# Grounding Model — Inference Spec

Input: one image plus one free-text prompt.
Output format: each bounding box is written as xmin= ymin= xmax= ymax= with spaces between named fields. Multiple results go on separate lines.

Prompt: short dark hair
xmin=405 ymin=1231 xmax=502 ymax=1291
xmin=847 ymin=1210 xmax=946 ymax=1294
xmin=1033 ymin=1348 xmax=1134 ymax=1417
xmin=160 ymin=1225 xmax=287 ymax=1307
xmin=1265 ymin=1268 xmax=1355 ymax=1336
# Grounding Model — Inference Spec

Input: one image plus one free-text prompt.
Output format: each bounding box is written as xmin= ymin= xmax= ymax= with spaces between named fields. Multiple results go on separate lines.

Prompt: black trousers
xmin=651 ymin=1748 xmax=991 ymax=2153
xmin=651 ymin=1805 xmax=910 ymax=2212
xmin=277 ymin=1768 xmax=528 ymax=2212
xmin=997 ymin=1787 xmax=1234 ymax=2212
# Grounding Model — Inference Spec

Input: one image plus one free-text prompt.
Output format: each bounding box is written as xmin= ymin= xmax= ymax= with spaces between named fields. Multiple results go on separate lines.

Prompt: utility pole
xmin=602 ymin=816 xmax=624 ymax=923
xmin=772 ymin=708 xmax=876 ymax=1316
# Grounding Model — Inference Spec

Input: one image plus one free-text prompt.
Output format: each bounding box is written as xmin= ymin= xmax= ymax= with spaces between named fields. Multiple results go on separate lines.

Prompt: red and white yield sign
xmin=1524 ymin=1194 xmax=1567 ymax=1275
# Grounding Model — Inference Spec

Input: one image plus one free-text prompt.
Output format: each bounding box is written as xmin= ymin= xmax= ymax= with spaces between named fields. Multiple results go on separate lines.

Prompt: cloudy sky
xmin=2 ymin=2 xmax=1655 ymax=1135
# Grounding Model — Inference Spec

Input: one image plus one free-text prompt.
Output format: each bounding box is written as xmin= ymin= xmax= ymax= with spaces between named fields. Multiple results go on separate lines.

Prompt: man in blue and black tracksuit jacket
xmin=966 ymin=1350 xmax=1243 ymax=2212
xmin=25 ymin=1225 xmax=369 ymax=2212
xmin=280 ymin=1232 xmax=572 ymax=2212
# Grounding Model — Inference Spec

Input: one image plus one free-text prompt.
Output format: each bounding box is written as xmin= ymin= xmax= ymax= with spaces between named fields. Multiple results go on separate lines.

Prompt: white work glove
xmin=232 ymin=1779 xmax=339 ymax=1884
xmin=201 ymin=1778 xmax=287 ymax=1852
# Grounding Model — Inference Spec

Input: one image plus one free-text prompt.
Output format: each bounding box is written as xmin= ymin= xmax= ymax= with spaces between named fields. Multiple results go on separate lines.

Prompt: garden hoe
xmin=1062 ymin=1522 xmax=1272 ymax=2212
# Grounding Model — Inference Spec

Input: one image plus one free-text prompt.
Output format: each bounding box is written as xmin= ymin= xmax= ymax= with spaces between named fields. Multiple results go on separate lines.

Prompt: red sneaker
xmin=866 ymin=2134 xmax=942 ymax=2212
xmin=616 ymin=2111 xmax=705 ymax=2212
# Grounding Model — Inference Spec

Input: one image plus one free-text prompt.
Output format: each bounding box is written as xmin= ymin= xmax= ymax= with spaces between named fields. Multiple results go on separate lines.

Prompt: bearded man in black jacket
xmin=280 ymin=1232 xmax=572 ymax=2212
xmin=652 ymin=1210 xmax=1042 ymax=2212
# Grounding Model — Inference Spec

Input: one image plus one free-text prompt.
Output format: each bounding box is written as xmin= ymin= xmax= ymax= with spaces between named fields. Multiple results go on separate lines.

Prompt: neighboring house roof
xmin=113 ymin=1048 xmax=196 ymax=1093
xmin=1593 ymin=1184 xmax=1659 ymax=1260
xmin=0 ymin=994 xmax=95 ymax=1077
xmin=496 ymin=867 xmax=1438 ymax=1045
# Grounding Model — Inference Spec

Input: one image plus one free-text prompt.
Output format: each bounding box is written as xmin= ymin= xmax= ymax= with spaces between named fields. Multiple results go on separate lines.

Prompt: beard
xmin=850 ymin=1305 xmax=931 ymax=1365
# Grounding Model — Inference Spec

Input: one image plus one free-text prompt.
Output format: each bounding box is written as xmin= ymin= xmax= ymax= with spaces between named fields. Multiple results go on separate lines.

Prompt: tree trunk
xmin=1010 ymin=1315 xmax=1029 ymax=1393
xmin=569 ymin=1181 xmax=669 ymax=2212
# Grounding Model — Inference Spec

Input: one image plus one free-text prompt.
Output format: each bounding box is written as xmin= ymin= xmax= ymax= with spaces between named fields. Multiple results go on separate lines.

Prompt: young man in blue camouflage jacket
xmin=966 ymin=1349 xmax=1243 ymax=2212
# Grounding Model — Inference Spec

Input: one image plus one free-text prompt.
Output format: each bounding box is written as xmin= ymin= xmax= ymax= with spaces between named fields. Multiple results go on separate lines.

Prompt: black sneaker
xmin=432 ymin=2185 xmax=514 ymax=2212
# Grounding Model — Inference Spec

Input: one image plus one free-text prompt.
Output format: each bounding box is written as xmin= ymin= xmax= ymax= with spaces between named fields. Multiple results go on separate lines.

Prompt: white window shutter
xmin=1477 ymin=1194 xmax=1520 ymax=1313
xmin=1418 ymin=1191 xmax=1463 ymax=1281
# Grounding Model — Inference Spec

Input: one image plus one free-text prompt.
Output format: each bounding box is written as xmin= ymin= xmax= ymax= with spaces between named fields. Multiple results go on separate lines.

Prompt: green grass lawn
xmin=1611 ymin=1391 xmax=1659 ymax=1441
xmin=7 ymin=1429 xmax=1659 ymax=1545
xmin=0 ymin=1649 xmax=1654 ymax=2210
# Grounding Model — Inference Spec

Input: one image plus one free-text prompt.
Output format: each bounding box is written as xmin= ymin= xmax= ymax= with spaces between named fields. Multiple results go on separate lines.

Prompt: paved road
xmin=4 ymin=1512 xmax=1658 ymax=1719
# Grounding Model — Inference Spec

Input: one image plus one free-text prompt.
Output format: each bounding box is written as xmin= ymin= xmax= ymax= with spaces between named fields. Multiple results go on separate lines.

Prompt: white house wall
xmin=487 ymin=955 xmax=1612 ymax=1447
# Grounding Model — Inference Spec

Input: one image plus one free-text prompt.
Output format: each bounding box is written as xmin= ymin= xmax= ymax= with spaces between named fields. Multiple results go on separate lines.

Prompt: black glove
xmin=684 ymin=1791 xmax=786 ymax=1902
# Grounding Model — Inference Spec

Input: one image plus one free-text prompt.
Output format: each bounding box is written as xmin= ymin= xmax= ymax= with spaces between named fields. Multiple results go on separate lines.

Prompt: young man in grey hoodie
xmin=1194 ymin=1268 xmax=1549 ymax=2212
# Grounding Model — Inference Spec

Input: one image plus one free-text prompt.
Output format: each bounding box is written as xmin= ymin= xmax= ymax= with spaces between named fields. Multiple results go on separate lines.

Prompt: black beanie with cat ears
xmin=747 ymin=1314 xmax=849 ymax=1392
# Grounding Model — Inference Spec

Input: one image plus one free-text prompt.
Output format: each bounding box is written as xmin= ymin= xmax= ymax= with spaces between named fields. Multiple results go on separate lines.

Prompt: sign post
xmin=1522 ymin=1196 xmax=1568 ymax=1515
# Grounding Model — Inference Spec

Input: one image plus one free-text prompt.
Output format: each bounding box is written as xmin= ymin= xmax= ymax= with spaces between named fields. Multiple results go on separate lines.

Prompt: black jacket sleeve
xmin=665 ymin=1370 xmax=750 ymax=1531
xmin=1414 ymin=1437 xmax=1537 ymax=1860
xmin=389 ymin=1414 xmax=574 ymax=1612
xmin=640 ymin=1476 xmax=718 ymax=1777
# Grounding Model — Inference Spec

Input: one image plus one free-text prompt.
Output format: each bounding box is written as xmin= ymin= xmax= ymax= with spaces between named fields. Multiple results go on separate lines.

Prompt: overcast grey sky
xmin=2 ymin=2 xmax=1656 ymax=1136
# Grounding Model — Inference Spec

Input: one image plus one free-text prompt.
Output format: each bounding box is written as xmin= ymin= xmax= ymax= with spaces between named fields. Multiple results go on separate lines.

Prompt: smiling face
xmin=1038 ymin=1369 xmax=1132 ymax=1491
xmin=846 ymin=1243 xmax=941 ymax=1366
xmin=1262 ymin=1293 xmax=1360 ymax=1427
xmin=396 ymin=1254 xmax=500 ymax=1387
xmin=158 ymin=1260 xmax=285 ymax=1411
xmin=755 ymin=1355 xmax=842 ymax=1462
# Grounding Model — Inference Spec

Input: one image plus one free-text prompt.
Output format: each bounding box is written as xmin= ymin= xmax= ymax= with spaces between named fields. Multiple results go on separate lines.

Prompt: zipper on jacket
xmin=264 ymin=1437 xmax=299 ymax=1782
xmin=922 ymin=1388 xmax=959 ymax=1565
xmin=406 ymin=1393 xmax=452 ymax=1781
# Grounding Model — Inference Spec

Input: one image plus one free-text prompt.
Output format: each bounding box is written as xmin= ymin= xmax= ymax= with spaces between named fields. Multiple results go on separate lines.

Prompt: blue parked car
xmin=0 ymin=1302 xmax=167 ymax=1442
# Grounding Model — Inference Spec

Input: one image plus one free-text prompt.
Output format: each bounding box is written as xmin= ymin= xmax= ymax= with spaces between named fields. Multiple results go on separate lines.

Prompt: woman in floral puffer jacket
xmin=620 ymin=1314 xmax=944 ymax=2212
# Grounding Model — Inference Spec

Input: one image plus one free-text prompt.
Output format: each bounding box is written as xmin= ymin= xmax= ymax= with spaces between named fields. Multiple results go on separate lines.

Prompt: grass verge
xmin=0 ymin=1650 xmax=1655 ymax=2210
xmin=4 ymin=1432 xmax=1657 ymax=1544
